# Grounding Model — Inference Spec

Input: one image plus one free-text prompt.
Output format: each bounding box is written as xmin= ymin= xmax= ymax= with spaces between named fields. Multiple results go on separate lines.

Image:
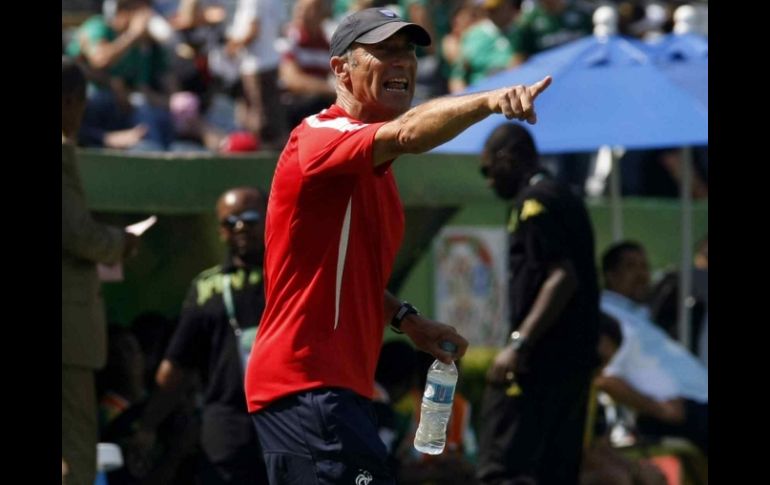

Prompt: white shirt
xmin=601 ymin=290 xmax=708 ymax=403
xmin=230 ymin=0 xmax=286 ymax=73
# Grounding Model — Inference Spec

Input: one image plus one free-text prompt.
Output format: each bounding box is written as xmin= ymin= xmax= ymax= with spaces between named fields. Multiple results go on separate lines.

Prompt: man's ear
xmin=330 ymin=55 xmax=350 ymax=82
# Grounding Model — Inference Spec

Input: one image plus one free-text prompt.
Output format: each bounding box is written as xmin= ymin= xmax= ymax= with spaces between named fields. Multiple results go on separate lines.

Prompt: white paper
xmin=125 ymin=215 xmax=157 ymax=236
xmin=97 ymin=216 xmax=157 ymax=282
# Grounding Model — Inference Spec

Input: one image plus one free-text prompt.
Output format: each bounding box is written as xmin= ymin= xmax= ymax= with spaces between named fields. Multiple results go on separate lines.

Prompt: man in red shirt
xmin=245 ymin=7 xmax=551 ymax=484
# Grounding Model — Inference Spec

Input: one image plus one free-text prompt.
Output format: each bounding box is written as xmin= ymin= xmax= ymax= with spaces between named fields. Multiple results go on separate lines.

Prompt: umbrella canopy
xmin=433 ymin=34 xmax=708 ymax=155
xmin=645 ymin=33 xmax=708 ymax=110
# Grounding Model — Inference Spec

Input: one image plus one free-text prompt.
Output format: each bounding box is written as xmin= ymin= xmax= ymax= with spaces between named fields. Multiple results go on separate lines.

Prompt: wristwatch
xmin=509 ymin=330 xmax=531 ymax=351
xmin=390 ymin=301 xmax=419 ymax=334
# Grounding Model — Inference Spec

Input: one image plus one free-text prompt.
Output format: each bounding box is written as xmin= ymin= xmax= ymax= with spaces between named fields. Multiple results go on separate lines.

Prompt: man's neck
xmin=511 ymin=168 xmax=542 ymax=197
xmin=230 ymin=252 xmax=261 ymax=270
xmin=333 ymin=94 xmax=400 ymax=124
xmin=528 ymin=170 xmax=547 ymax=186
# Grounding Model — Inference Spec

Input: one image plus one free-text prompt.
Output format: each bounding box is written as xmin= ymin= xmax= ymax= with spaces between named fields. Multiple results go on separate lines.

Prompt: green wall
xmin=77 ymin=149 xmax=707 ymax=326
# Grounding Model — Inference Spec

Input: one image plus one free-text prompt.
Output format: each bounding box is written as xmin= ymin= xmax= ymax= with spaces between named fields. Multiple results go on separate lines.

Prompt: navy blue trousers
xmin=251 ymin=388 xmax=395 ymax=485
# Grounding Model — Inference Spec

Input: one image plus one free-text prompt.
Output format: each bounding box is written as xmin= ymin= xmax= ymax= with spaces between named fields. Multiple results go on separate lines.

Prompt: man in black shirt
xmin=134 ymin=187 xmax=269 ymax=484
xmin=476 ymin=123 xmax=600 ymax=485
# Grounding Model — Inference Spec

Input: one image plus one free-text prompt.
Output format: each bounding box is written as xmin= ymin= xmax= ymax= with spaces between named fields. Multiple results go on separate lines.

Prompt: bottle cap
xmin=439 ymin=341 xmax=458 ymax=354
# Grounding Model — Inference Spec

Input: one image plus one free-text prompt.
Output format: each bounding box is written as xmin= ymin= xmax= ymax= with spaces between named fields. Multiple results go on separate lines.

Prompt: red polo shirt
xmin=245 ymin=105 xmax=405 ymax=412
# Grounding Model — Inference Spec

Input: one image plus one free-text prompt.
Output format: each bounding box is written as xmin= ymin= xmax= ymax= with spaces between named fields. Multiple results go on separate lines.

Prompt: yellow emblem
xmin=520 ymin=199 xmax=546 ymax=221
xmin=506 ymin=382 xmax=523 ymax=396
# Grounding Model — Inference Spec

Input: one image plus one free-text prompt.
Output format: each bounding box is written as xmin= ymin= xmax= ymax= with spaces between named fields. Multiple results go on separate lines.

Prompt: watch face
xmin=510 ymin=332 xmax=529 ymax=351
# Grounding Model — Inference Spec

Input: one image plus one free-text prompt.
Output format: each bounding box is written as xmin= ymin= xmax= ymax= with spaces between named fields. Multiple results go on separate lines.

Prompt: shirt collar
xmin=529 ymin=172 xmax=547 ymax=186
xmin=602 ymin=290 xmax=652 ymax=321
xmin=221 ymin=250 xmax=261 ymax=274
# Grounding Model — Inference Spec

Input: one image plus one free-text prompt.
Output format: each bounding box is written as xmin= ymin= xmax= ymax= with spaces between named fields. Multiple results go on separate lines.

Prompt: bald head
xmin=216 ymin=187 xmax=267 ymax=266
xmin=217 ymin=187 xmax=266 ymax=219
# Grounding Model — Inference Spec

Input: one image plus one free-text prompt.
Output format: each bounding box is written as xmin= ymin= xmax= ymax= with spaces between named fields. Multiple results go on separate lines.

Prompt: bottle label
xmin=424 ymin=379 xmax=455 ymax=404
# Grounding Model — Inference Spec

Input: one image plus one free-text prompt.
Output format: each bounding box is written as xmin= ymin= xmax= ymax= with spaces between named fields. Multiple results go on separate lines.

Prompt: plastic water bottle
xmin=413 ymin=341 xmax=458 ymax=455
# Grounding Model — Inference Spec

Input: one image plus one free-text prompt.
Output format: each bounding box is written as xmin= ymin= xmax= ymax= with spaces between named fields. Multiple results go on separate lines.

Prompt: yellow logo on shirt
xmin=520 ymin=199 xmax=546 ymax=221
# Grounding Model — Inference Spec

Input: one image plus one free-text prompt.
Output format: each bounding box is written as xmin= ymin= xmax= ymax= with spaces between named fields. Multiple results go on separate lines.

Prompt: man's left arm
xmin=384 ymin=291 xmax=468 ymax=364
xmin=487 ymin=259 xmax=577 ymax=383
xmin=515 ymin=259 xmax=578 ymax=344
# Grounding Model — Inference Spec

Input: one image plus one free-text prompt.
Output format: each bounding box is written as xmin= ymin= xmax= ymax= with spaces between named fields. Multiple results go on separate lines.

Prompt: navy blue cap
xmin=329 ymin=8 xmax=431 ymax=58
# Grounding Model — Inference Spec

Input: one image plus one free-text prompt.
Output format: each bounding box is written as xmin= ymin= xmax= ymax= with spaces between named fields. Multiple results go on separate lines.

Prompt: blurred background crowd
xmin=62 ymin=0 xmax=707 ymax=200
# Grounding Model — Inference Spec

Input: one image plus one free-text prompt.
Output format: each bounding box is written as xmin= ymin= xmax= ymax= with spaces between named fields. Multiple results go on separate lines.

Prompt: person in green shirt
xmin=66 ymin=0 xmax=175 ymax=150
xmin=510 ymin=0 xmax=592 ymax=66
xmin=448 ymin=5 xmax=514 ymax=93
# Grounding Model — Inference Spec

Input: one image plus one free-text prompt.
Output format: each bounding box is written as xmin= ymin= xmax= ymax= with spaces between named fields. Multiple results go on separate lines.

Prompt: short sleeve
xmin=164 ymin=283 xmax=207 ymax=368
xmin=516 ymin=195 xmax=569 ymax=264
xmin=297 ymin=119 xmax=386 ymax=177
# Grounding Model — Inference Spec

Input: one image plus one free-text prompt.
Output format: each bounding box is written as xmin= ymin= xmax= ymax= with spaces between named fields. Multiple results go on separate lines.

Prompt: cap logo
xmin=379 ymin=9 xmax=397 ymax=18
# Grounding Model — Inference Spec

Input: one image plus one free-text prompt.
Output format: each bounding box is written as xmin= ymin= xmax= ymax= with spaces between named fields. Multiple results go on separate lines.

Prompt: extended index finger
xmin=528 ymin=75 xmax=553 ymax=99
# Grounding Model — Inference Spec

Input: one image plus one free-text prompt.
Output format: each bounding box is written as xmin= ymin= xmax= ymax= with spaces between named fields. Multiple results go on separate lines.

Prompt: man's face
xmin=347 ymin=32 xmax=418 ymax=119
xmin=216 ymin=190 xmax=266 ymax=264
xmin=606 ymin=249 xmax=651 ymax=303
xmin=479 ymin=152 xmax=526 ymax=200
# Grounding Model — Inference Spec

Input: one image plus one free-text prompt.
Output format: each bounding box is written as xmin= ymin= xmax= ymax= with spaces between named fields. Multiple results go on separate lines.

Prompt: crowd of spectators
xmin=62 ymin=1 xmax=707 ymax=158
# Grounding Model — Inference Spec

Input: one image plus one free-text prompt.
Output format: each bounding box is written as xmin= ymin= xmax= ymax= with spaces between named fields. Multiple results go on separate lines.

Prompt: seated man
xmin=597 ymin=241 xmax=708 ymax=455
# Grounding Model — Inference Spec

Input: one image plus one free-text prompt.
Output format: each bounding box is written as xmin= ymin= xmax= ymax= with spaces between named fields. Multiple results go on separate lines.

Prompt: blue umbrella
xmin=644 ymin=33 xmax=708 ymax=109
xmin=432 ymin=35 xmax=708 ymax=155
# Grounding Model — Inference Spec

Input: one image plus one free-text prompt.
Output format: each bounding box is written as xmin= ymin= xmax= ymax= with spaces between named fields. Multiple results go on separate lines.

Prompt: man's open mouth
xmin=384 ymin=78 xmax=409 ymax=92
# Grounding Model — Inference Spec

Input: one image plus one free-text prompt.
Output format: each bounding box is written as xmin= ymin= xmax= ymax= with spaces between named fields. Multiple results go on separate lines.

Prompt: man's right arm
xmin=487 ymin=260 xmax=577 ymax=383
xmin=372 ymin=76 xmax=551 ymax=166
xmin=62 ymin=146 xmax=135 ymax=263
xmin=137 ymin=359 xmax=193 ymax=432
xmin=595 ymin=375 xmax=686 ymax=424
xmin=82 ymin=9 xmax=152 ymax=70
xmin=384 ymin=291 xmax=469 ymax=364
xmin=130 ymin=359 xmax=195 ymax=462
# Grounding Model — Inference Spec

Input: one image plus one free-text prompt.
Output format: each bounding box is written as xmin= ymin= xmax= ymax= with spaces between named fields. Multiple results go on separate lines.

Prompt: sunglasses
xmin=221 ymin=210 xmax=262 ymax=229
